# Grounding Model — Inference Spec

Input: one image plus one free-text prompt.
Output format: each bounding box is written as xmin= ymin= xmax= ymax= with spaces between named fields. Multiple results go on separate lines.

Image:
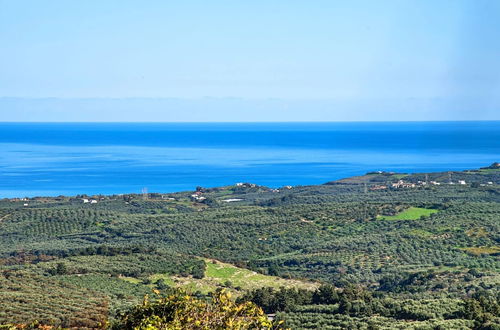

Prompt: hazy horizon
xmin=1 ymin=1 xmax=500 ymax=122
xmin=1 ymin=97 xmax=499 ymax=122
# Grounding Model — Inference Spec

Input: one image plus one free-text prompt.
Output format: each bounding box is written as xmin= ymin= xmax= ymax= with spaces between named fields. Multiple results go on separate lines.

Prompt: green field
xmin=130 ymin=259 xmax=319 ymax=296
xmin=203 ymin=259 xmax=318 ymax=292
xmin=378 ymin=207 xmax=439 ymax=220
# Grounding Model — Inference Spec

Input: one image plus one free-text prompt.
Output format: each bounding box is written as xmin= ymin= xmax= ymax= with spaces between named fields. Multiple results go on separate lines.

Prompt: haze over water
xmin=0 ymin=121 xmax=498 ymax=198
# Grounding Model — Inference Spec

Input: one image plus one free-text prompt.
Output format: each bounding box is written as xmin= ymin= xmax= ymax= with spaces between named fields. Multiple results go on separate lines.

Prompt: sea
xmin=0 ymin=121 xmax=498 ymax=198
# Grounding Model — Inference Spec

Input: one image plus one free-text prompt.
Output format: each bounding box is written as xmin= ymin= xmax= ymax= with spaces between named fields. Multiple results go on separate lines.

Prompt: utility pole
xmin=363 ymin=183 xmax=368 ymax=221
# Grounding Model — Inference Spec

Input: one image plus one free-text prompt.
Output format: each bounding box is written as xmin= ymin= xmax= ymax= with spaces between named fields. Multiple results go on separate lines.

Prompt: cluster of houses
xmin=370 ymin=178 xmax=476 ymax=191
xmin=9 ymin=197 xmax=31 ymax=207
xmin=235 ymin=182 xmax=257 ymax=188
xmin=391 ymin=180 xmax=417 ymax=189
xmin=369 ymin=180 xmax=421 ymax=190
xmin=236 ymin=182 xmax=292 ymax=193
xmin=8 ymin=197 xmax=34 ymax=205
xmin=391 ymin=179 xmax=469 ymax=189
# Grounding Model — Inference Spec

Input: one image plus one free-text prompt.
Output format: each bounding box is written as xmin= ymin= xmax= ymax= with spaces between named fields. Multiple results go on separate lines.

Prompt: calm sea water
xmin=0 ymin=122 xmax=498 ymax=197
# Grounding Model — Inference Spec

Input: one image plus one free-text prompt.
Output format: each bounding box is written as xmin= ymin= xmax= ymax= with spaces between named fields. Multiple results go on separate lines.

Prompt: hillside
xmin=0 ymin=165 xmax=499 ymax=328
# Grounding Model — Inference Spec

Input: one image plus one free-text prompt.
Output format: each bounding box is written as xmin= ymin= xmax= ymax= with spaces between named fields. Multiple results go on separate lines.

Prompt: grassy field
xmin=391 ymin=174 xmax=408 ymax=180
xmin=478 ymin=168 xmax=500 ymax=174
xmin=462 ymin=246 xmax=500 ymax=256
xmin=117 ymin=259 xmax=319 ymax=296
xmin=378 ymin=207 xmax=439 ymax=220
xmin=204 ymin=259 xmax=318 ymax=291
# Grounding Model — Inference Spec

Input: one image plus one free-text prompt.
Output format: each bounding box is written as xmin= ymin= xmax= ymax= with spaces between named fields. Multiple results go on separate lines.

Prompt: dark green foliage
xmin=54 ymin=262 xmax=68 ymax=275
xmin=154 ymin=279 xmax=170 ymax=290
xmin=461 ymin=291 xmax=500 ymax=329
xmin=312 ymin=284 xmax=338 ymax=304
xmin=252 ymin=285 xmax=499 ymax=329
xmin=237 ymin=287 xmax=313 ymax=313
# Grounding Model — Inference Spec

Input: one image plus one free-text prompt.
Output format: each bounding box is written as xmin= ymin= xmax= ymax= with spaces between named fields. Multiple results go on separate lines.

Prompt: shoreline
xmin=2 ymin=163 xmax=498 ymax=200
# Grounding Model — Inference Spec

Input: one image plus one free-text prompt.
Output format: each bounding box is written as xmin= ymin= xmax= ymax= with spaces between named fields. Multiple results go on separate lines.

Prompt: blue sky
xmin=0 ymin=0 xmax=499 ymax=121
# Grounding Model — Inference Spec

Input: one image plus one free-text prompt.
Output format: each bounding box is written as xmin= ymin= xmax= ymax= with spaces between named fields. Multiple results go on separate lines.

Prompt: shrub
xmin=112 ymin=290 xmax=284 ymax=329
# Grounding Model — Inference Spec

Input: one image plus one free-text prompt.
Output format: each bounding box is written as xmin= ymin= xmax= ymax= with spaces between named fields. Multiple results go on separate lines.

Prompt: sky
xmin=0 ymin=0 xmax=499 ymax=121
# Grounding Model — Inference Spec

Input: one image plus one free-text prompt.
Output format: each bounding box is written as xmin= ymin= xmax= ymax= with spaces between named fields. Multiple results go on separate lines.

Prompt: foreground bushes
xmin=112 ymin=290 xmax=284 ymax=330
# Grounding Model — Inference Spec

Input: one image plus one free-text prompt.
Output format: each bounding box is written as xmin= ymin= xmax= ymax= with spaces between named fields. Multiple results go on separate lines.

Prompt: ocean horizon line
xmin=1 ymin=120 xmax=499 ymax=124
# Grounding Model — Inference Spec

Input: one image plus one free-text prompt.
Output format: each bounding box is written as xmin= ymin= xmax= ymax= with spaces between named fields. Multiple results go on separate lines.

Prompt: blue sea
xmin=0 ymin=122 xmax=498 ymax=198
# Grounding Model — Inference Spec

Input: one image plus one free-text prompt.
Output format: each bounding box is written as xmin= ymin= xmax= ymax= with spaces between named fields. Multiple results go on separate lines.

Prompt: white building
xmin=191 ymin=194 xmax=206 ymax=201
xmin=391 ymin=180 xmax=416 ymax=188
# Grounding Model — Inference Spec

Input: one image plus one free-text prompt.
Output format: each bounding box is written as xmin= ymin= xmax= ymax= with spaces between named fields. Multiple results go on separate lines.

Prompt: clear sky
xmin=0 ymin=0 xmax=499 ymax=121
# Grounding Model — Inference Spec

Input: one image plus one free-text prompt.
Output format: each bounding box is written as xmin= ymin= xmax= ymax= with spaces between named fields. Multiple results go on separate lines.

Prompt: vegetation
xmin=202 ymin=260 xmax=318 ymax=293
xmin=111 ymin=289 xmax=283 ymax=330
xmin=0 ymin=165 xmax=499 ymax=328
xmin=377 ymin=206 xmax=439 ymax=220
xmin=242 ymin=285 xmax=500 ymax=329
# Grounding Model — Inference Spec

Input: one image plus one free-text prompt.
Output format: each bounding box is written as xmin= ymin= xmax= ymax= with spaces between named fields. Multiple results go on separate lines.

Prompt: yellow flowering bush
xmin=112 ymin=290 xmax=285 ymax=330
